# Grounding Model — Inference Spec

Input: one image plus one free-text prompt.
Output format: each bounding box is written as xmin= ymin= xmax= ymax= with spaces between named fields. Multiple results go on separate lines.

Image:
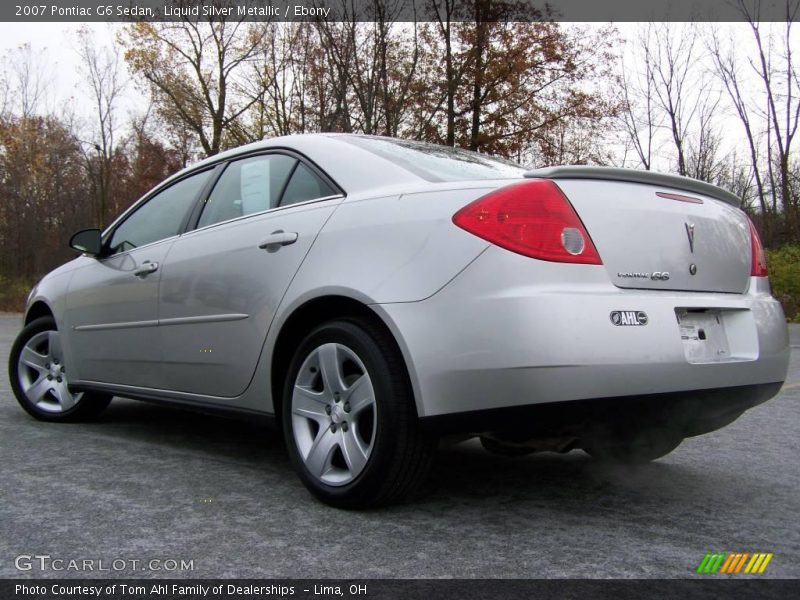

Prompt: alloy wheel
xmin=291 ymin=342 xmax=377 ymax=486
xmin=17 ymin=330 xmax=83 ymax=413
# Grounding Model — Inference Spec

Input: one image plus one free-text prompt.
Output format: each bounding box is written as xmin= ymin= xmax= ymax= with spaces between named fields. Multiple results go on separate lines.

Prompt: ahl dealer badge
xmin=610 ymin=311 xmax=649 ymax=326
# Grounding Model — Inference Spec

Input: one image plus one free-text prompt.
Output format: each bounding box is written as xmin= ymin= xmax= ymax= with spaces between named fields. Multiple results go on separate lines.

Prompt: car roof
xmin=174 ymin=133 xmax=426 ymax=196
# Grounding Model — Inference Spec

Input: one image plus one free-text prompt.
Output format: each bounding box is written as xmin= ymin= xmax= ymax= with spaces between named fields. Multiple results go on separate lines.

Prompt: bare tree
xmin=352 ymin=1 xmax=421 ymax=136
xmin=427 ymin=0 xmax=465 ymax=146
xmin=118 ymin=100 xmax=184 ymax=207
xmin=715 ymin=152 xmax=758 ymax=211
xmin=1 ymin=43 xmax=53 ymax=118
xmin=313 ymin=1 xmax=421 ymax=136
xmin=642 ymin=23 xmax=714 ymax=177
xmin=709 ymin=29 xmax=772 ymax=231
xmin=616 ymin=35 xmax=661 ymax=170
xmin=684 ymin=94 xmax=725 ymax=183
xmin=739 ymin=0 xmax=800 ymax=240
xmin=377 ymin=2 xmax=421 ymax=136
xmin=76 ymin=27 xmax=127 ymax=227
xmin=121 ymin=11 xmax=267 ymax=157
xmin=240 ymin=23 xmax=297 ymax=139
xmin=0 ymin=59 xmax=9 ymax=120
xmin=709 ymin=4 xmax=800 ymax=244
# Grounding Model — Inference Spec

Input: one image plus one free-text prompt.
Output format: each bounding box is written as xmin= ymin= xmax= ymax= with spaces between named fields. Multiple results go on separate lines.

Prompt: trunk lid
xmin=527 ymin=171 xmax=751 ymax=294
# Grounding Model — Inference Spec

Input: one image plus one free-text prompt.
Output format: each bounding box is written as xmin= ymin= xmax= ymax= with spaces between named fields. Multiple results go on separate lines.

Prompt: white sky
xmin=0 ymin=22 xmax=115 ymax=96
xmin=0 ymin=22 xmax=144 ymax=117
xmin=0 ymin=21 xmax=795 ymax=173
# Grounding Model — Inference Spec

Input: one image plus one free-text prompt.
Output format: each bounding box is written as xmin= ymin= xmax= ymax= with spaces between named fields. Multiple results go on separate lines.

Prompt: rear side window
xmin=107 ymin=169 xmax=211 ymax=254
xmin=280 ymin=163 xmax=337 ymax=206
xmin=198 ymin=154 xmax=297 ymax=228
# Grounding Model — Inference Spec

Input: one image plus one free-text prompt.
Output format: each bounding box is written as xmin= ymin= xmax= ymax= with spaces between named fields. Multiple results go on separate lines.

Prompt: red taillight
xmin=452 ymin=179 xmax=602 ymax=264
xmin=748 ymin=218 xmax=768 ymax=277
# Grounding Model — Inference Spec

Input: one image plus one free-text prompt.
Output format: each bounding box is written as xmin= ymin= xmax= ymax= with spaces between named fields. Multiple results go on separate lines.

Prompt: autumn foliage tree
xmin=0 ymin=116 xmax=91 ymax=279
xmin=3 ymin=5 xmax=798 ymax=312
xmin=114 ymin=1 xmax=619 ymax=169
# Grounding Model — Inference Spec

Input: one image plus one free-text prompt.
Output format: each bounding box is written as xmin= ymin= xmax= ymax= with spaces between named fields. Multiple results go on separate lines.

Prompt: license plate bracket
xmin=675 ymin=309 xmax=731 ymax=363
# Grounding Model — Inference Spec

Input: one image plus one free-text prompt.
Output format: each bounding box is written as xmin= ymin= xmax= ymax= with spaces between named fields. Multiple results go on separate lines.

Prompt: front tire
xmin=9 ymin=316 xmax=111 ymax=422
xmin=282 ymin=318 xmax=436 ymax=508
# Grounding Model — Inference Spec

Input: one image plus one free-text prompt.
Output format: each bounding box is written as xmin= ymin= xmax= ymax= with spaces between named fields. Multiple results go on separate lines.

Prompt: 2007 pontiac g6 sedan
xmin=9 ymin=134 xmax=790 ymax=507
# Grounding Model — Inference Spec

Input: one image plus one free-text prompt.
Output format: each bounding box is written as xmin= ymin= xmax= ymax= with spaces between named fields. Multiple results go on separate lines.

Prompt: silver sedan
xmin=8 ymin=134 xmax=790 ymax=507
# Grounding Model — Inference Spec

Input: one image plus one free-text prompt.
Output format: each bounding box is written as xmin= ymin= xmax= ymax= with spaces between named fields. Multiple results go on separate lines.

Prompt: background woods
xmin=1 ymin=0 xmax=798 ymax=317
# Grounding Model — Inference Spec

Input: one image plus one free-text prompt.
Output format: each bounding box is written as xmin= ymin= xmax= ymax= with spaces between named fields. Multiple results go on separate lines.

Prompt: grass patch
xmin=0 ymin=275 xmax=34 ymax=313
xmin=767 ymin=244 xmax=800 ymax=323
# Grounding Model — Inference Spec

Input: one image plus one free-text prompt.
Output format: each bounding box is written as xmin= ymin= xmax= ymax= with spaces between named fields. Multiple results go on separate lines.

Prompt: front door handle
xmin=258 ymin=230 xmax=298 ymax=252
xmin=133 ymin=261 xmax=159 ymax=278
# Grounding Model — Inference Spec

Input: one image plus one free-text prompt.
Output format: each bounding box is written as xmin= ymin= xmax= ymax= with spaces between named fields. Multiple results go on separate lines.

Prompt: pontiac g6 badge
xmin=610 ymin=311 xmax=649 ymax=326
xmin=616 ymin=271 xmax=670 ymax=281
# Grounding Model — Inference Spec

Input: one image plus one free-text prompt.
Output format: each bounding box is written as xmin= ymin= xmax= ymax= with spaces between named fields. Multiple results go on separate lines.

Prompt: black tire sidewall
xmin=8 ymin=316 xmax=110 ymax=422
xmin=282 ymin=319 xmax=415 ymax=508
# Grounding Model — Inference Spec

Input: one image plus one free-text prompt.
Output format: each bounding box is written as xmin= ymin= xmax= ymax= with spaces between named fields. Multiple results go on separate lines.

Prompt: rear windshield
xmin=339 ymin=135 xmax=526 ymax=182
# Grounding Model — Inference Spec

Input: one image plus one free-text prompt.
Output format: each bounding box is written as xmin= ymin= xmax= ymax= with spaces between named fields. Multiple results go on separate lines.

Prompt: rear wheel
xmin=282 ymin=318 xmax=436 ymax=508
xmin=9 ymin=316 xmax=111 ymax=422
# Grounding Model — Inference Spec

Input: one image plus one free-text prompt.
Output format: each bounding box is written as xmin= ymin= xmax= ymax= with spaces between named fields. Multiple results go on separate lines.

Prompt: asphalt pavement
xmin=1 ymin=313 xmax=798 ymax=579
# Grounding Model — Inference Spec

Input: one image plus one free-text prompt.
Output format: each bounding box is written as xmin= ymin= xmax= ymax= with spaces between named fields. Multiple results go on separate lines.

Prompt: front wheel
xmin=282 ymin=318 xmax=436 ymax=508
xmin=9 ymin=316 xmax=111 ymax=422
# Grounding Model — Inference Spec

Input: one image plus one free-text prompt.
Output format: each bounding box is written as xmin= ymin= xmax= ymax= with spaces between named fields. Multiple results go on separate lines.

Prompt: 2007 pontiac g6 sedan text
xmin=9 ymin=134 xmax=790 ymax=507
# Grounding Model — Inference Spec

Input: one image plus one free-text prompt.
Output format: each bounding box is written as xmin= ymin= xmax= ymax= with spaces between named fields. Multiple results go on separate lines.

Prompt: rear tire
xmin=282 ymin=318 xmax=437 ymax=509
xmin=9 ymin=316 xmax=111 ymax=422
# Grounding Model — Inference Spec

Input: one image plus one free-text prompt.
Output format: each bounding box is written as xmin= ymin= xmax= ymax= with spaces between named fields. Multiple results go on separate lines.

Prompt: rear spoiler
xmin=524 ymin=166 xmax=741 ymax=207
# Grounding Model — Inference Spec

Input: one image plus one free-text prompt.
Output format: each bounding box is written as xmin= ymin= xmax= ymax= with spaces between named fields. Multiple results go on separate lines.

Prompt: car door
xmin=62 ymin=169 xmax=213 ymax=388
xmin=157 ymin=152 xmax=343 ymax=397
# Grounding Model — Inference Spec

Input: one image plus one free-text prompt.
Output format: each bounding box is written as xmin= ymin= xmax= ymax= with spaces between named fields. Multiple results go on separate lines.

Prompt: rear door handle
xmin=133 ymin=261 xmax=159 ymax=277
xmin=258 ymin=230 xmax=298 ymax=252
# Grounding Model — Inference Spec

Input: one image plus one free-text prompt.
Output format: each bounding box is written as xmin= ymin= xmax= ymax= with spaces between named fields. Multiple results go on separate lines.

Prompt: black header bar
xmin=3 ymin=0 xmax=797 ymax=23
xmin=3 ymin=578 xmax=799 ymax=600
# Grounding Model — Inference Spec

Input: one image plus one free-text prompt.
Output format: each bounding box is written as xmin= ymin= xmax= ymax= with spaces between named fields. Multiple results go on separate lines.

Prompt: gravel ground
xmin=1 ymin=313 xmax=798 ymax=579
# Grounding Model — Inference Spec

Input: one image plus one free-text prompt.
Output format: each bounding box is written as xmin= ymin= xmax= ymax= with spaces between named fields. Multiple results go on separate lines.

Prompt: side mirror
xmin=69 ymin=229 xmax=103 ymax=256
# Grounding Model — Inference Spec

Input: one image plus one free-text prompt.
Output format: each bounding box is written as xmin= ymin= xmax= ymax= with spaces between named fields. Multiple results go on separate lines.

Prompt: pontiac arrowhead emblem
xmin=685 ymin=222 xmax=695 ymax=253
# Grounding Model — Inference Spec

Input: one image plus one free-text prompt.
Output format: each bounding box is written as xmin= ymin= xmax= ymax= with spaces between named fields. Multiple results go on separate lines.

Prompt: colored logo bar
xmin=696 ymin=552 xmax=773 ymax=574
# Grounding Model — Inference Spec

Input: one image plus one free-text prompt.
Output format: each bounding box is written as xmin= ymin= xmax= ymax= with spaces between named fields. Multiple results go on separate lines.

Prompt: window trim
xmin=275 ymin=159 xmax=300 ymax=206
xmin=98 ymin=146 xmax=345 ymax=257
xmin=100 ymin=165 xmax=219 ymax=258
xmin=181 ymin=193 xmax=345 ymax=238
xmin=277 ymin=160 xmax=339 ymax=208
xmin=185 ymin=149 xmax=345 ymax=234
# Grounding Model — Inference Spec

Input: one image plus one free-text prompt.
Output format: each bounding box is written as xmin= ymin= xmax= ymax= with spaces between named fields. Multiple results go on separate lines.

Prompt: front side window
xmin=197 ymin=154 xmax=297 ymax=229
xmin=107 ymin=169 xmax=211 ymax=254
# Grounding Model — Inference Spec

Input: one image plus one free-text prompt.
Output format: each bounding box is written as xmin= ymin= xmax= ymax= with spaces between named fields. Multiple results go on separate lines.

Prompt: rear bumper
xmin=418 ymin=382 xmax=783 ymax=438
xmin=376 ymin=246 xmax=791 ymax=420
